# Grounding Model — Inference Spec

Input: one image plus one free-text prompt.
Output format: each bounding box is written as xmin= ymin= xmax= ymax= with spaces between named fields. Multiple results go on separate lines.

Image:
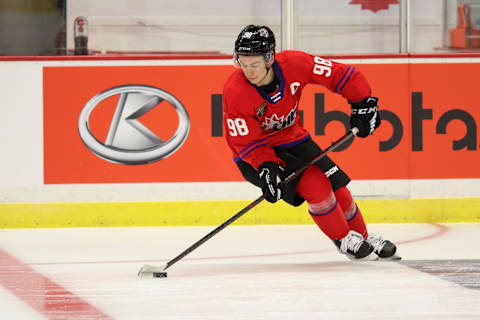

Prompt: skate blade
xmin=357 ymin=252 xmax=379 ymax=261
xmin=346 ymin=251 xmax=379 ymax=261
xmin=378 ymin=254 xmax=402 ymax=261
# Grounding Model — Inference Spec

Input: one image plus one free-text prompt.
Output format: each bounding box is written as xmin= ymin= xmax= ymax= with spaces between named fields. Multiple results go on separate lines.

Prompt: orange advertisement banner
xmin=43 ymin=62 xmax=480 ymax=184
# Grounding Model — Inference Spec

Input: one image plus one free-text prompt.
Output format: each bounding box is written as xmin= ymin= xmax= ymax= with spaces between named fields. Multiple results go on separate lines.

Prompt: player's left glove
xmin=349 ymin=97 xmax=381 ymax=138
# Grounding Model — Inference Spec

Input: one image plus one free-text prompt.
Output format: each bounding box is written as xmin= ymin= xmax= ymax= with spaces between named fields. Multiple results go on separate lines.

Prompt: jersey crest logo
xmin=260 ymin=104 xmax=297 ymax=132
xmin=256 ymin=101 xmax=268 ymax=117
xmin=290 ymin=82 xmax=300 ymax=95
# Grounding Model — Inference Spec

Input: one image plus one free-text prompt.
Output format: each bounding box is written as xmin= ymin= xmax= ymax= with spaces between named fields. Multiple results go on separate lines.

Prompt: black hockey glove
xmin=349 ymin=97 xmax=381 ymax=138
xmin=258 ymin=161 xmax=285 ymax=203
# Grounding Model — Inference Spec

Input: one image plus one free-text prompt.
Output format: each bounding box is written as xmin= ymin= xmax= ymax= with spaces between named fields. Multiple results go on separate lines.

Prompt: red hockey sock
xmin=296 ymin=166 xmax=350 ymax=240
xmin=334 ymin=186 xmax=368 ymax=239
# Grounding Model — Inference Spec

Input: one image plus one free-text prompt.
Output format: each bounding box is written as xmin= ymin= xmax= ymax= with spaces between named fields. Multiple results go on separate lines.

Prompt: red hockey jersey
xmin=223 ymin=50 xmax=372 ymax=170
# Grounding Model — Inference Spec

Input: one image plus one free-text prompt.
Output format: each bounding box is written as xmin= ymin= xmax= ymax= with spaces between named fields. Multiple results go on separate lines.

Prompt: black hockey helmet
xmin=234 ymin=25 xmax=275 ymax=61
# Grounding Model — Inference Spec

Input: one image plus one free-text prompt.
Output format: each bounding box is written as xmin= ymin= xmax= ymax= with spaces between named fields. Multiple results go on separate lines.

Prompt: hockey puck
xmin=153 ymin=272 xmax=167 ymax=278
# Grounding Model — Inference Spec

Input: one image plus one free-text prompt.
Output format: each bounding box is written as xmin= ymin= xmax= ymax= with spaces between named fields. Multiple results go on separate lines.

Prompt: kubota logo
xmin=210 ymin=92 xmax=480 ymax=152
xmin=78 ymin=84 xmax=190 ymax=165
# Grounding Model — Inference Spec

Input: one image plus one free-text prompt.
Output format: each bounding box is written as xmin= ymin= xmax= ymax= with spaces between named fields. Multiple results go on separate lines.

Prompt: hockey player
xmin=223 ymin=25 xmax=398 ymax=260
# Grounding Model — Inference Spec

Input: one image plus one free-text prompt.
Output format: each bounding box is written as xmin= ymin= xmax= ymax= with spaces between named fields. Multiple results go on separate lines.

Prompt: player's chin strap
xmin=138 ymin=128 xmax=360 ymax=278
xmin=256 ymin=65 xmax=272 ymax=86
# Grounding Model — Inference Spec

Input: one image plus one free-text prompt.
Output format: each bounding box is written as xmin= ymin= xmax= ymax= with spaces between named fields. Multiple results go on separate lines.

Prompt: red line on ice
xmin=396 ymin=222 xmax=449 ymax=245
xmin=0 ymin=248 xmax=113 ymax=320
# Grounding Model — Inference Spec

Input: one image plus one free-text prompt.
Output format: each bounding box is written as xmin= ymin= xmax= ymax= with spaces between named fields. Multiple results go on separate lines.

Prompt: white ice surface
xmin=1 ymin=224 xmax=479 ymax=320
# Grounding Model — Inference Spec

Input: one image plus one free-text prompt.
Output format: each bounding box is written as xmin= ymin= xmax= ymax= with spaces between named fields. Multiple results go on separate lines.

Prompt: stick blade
xmin=379 ymin=254 xmax=402 ymax=261
xmin=137 ymin=264 xmax=167 ymax=278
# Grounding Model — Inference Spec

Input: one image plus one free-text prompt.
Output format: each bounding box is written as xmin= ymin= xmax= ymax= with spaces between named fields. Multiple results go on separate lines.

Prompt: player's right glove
xmin=258 ymin=161 xmax=285 ymax=203
xmin=349 ymin=97 xmax=381 ymax=138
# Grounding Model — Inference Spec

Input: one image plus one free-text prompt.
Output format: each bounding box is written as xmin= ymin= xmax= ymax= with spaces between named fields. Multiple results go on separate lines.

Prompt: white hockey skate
xmin=366 ymin=234 xmax=401 ymax=260
xmin=334 ymin=230 xmax=376 ymax=260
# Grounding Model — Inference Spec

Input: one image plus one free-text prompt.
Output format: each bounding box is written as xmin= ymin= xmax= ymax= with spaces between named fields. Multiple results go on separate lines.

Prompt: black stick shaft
xmin=284 ymin=128 xmax=357 ymax=184
xmin=165 ymin=195 xmax=264 ymax=270
xmin=164 ymin=128 xmax=357 ymax=271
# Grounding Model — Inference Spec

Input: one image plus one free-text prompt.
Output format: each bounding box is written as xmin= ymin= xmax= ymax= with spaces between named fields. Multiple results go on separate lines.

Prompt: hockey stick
xmin=138 ymin=127 xmax=359 ymax=278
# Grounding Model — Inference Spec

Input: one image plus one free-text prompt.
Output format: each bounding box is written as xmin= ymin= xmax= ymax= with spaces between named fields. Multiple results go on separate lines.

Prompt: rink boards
xmin=1 ymin=55 xmax=480 ymax=227
xmin=2 ymin=196 xmax=480 ymax=228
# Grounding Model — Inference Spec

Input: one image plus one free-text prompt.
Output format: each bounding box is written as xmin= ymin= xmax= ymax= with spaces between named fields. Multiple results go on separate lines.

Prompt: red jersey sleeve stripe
xmin=237 ymin=141 xmax=270 ymax=160
xmin=336 ymin=66 xmax=356 ymax=94
xmin=238 ymin=138 xmax=269 ymax=157
xmin=335 ymin=65 xmax=351 ymax=93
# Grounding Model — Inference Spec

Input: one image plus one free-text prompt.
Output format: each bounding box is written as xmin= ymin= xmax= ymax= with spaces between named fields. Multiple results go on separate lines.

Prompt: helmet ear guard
xmin=264 ymin=51 xmax=275 ymax=64
xmin=232 ymin=57 xmax=240 ymax=68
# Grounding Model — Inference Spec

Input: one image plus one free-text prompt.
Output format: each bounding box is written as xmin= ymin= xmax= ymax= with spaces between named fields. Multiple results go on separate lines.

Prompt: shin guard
xmin=296 ymin=166 xmax=350 ymax=240
xmin=334 ymin=186 xmax=368 ymax=239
